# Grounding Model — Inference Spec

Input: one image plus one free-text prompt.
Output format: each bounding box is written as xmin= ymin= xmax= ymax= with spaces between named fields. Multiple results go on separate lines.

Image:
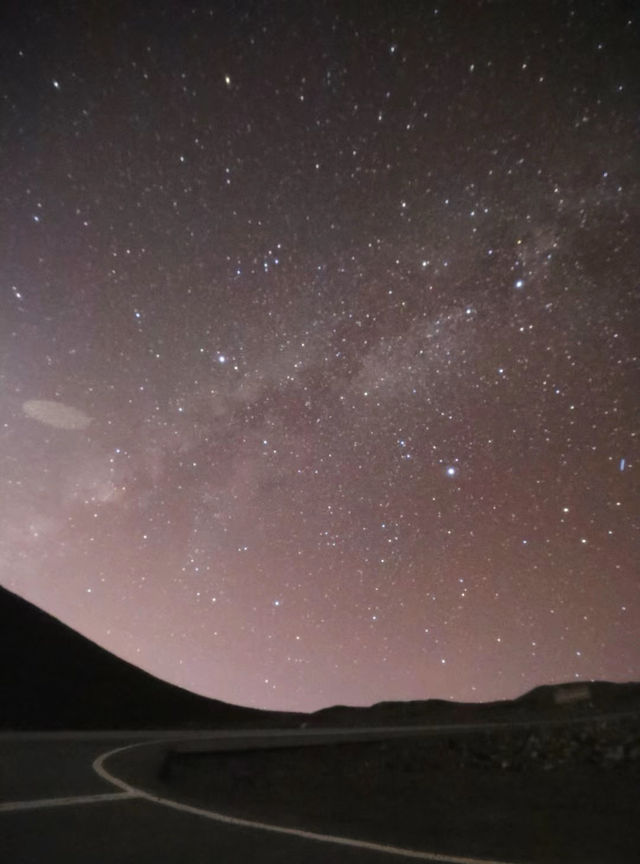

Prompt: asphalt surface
xmin=1 ymin=730 xmax=513 ymax=864
xmin=3 ymin=717 xmax=638 ymax=864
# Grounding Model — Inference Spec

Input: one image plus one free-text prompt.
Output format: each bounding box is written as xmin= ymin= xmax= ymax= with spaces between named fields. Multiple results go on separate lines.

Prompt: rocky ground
xmin=155 ymin=714 xmax=640 ymax=863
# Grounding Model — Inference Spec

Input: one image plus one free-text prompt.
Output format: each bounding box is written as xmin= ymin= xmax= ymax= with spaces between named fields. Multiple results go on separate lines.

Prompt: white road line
xmin=93 ymin=744 xmax=517 ymax=864
xmin=0 ymin=791 xmax=138 ymax=813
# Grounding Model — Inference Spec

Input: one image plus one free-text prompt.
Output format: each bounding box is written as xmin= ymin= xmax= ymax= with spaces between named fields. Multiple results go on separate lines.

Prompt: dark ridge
xmin=0 ymin=585 xmax=302 ymax=730
xmin=306 ymin=680 xmax=640 ymax=728
xmin=2 ymin=585 xmax=638 ymax=731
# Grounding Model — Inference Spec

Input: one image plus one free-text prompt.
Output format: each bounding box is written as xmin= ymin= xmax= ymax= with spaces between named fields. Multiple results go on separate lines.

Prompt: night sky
xmin=1 ymin=1 xmax=638 ymax=712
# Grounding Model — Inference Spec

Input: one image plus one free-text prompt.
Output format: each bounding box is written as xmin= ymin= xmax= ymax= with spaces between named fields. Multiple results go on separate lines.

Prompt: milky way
xmin=1 ymin=2 xmax=638 ymax=710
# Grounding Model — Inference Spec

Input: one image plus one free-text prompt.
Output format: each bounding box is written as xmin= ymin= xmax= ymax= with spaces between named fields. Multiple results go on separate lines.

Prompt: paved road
xmin=1 ymin=729 xmax=516 ymax=864
xmin=3 ymin=713 xmax=638 ymax=864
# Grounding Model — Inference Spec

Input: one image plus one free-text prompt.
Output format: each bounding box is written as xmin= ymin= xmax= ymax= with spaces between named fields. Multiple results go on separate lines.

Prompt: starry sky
xmin=1 ymin=1 xmax=638 ymax=712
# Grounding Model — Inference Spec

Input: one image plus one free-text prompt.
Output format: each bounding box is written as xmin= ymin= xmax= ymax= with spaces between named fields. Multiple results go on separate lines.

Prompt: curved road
xmin=0 ymin=728 xmax=518 ymax=864
xmin=2 ymin=717 xmax=638 ymax=864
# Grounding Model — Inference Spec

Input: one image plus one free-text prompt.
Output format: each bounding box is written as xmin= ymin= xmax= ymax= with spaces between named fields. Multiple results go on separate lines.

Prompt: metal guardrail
xmin=162 ymin=709 xmax=640 ymax=758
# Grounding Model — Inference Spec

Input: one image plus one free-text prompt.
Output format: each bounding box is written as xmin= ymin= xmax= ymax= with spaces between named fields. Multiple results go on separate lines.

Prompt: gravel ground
xmin=148 ymin=715 xmax=640 ymax=864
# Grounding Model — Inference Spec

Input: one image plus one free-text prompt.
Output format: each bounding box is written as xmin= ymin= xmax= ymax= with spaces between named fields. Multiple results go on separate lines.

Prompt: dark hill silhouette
xmin=2 ymin=585 xmax=638 ymax=731
xmin=0 ymin=585 xmax=302 ymax=730
xmin=306 ymin=680 xmax=640 ymax=728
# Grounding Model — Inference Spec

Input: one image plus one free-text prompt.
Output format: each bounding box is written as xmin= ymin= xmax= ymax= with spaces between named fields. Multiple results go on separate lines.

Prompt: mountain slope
xmin=0 ymin=586 xmax=300 ymax=730
xmin=3 ymin=585 xmax=637 ymax=731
